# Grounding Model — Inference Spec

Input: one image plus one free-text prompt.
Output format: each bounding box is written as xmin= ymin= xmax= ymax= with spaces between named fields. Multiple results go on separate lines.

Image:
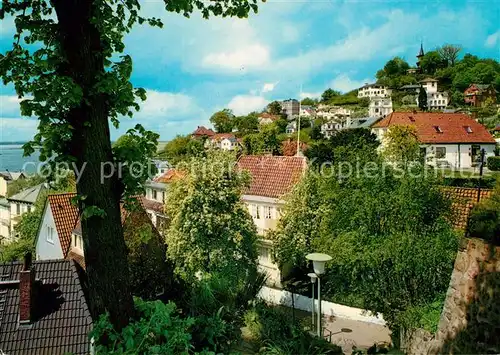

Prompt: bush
xmin=487 ymin=156 xmax=500 ymax=171
xmin=244 ymin=302 xmax=343 ymax=354
xmin=441 ymin=176 xmax=497 ymax=189
xmin=468 ymin=181 xmax=500 ymax=245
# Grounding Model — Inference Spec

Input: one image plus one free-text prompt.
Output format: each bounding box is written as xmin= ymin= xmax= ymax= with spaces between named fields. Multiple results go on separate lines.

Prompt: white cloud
xmin=0 ymin=95 xmax=24 ymax=117
xmin=262 ymin=81 xmax=279 ymax=93
xmin=329 ymin=74 xmax=372 ymax=93
xmin=202 ymin=44 xmax=270 ymax=71
xmin=281 ymin=24 xmax=300 ymax=43
xmin=227 ymin=95 xmax=269 ymax=115
xmin=135 ymin=90 xmax=199 ymax=120
xmin=485 ymin=30 xmax=500 ymax=48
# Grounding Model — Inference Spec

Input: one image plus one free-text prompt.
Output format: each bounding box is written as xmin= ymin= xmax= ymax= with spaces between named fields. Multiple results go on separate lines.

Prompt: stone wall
xmin=402 ymin=238 xmax=500 ymax=354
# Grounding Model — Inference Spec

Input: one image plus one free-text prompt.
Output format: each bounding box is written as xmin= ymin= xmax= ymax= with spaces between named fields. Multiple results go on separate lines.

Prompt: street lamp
xmin=307 ymin=272 xmax=317 ymax=330
xmin=306 ymin=253 xmax=332 ymax=337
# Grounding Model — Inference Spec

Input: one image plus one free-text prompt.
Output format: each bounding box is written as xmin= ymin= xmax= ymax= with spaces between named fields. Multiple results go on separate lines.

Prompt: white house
xmin=237 ymin=155 xmax=307 ymax=286
xmin=258 ymin=113 xmax=281 ymax=125
xmin=0 ymin=171 xmax=25 ymax=197
xmin=300 ymin=106 xmax=316 ymax=117
xmin=7 ymin=183 xmax=46 ymax=241
xmin=206 ymin=133 xmax=240 ymax=151
xmin=152 ymin=159 xmax=170 ymax=177
xmin=369 ymin=97 xmax=393 ymax=118
xmin=372 ymin=112 xmax=497 ymax=169
xmin=418 ymin=78 xmax=449 ymax=110
xmin=358 ymin=83 xmax=392 ymax=99
xmin=286 ymin=121 xmax=297 ymax=134
xmin=0 ymin=198 xmax=10 ymax=242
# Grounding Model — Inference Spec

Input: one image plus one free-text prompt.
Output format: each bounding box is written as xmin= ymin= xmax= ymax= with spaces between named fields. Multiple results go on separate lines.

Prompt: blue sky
xmin=1 ymin=0 xmax=499 ymax=142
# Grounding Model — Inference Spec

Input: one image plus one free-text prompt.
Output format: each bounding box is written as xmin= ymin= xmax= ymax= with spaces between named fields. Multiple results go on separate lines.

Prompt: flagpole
xmin=297 ymin=84 xmax=302 ymax=156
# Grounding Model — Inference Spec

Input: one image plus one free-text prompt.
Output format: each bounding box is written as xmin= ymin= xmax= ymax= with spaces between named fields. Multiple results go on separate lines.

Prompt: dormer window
xmin=434 ymin=126 xmax=443 ymax=133
xmin=464 ymin=126 xmax=473 ymax=134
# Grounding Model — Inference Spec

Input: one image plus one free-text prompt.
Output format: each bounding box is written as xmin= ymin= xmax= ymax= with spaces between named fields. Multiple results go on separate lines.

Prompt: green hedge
xmin=442 ymin=176 xmax=496 ymax=189
xmin=487 ymin=156 xmax=500 ymax=171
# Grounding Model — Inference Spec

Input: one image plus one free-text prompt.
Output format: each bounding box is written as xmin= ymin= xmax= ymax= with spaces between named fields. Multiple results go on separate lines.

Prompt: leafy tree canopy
xmin=321 ymin=88 xmax=341 ymax=102
xmin=158 ymin=135 xmax=205 ymax=166
xmin=300 ymin=97 xmax=318 ymax=106
xmin=267 ymin=101 xmax=282 ymax=115
xmin=210 ymin=108 xmax=235 ymax=133
xmin=383 ymin=125 xmax=421 ymax=166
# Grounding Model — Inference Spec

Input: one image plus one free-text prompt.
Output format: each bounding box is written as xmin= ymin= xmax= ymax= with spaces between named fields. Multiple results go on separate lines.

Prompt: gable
xmin=35 ymin=203 xmax=64 ymax=260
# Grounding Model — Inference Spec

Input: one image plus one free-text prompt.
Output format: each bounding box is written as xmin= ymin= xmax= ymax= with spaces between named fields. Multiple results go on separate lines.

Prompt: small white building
xmin=358 ymin=83 xmax=392 ymax=99
xmin=151 ymin=159 xmax=170 ymax=177
xmin=300 ymin=106 xmax=316 ymax=117
xmin=206 ymin=133 xmax=240 ymax=151
xmin=286 ymin=121 xmax=297 ymax=134
xmin=372 ymin=112 xmax=496 ymax=169
xmin=0 ymin=198 xmax=10 ymax=242
xmin=237 ymin=155 xmax=307 ymax=286
xmin=418 ymin=78 xmax=449 ymax=110
xmin=258 ymin=113 xmax=281 ymax=125
xmin=369 ymin=97 xmax=393 ymax=118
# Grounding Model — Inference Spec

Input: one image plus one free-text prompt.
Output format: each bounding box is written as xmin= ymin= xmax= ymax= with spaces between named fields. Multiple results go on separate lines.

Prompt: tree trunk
xmin=53 ymin=0 xmax=134 ymax=330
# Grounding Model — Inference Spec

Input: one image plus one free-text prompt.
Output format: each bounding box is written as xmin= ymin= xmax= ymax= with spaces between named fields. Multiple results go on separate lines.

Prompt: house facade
xmin=258 ymin=112 xmax=281 ymax=125
xmin=0 ymin=198 xmax=10 ymax=242
xmin=372 ymin=112 xmax=497 ymax=169
xmin=281 ymin=99 xmax=300 ymax=119
xmin=419 ymin=78 xmax=449 ymax=110
xmin=237 ymin=155 xmax=307 ymax=286
xmin=0 ymin=171 xmax=25 ymax=197
xmin=7 ymin=183 xmax=46 ymax=241
xmin=357 ymin=83 xmax=391 ymax=99
xmin=464 ymin=84 xmax=497 ymax=107
xmin=206 ymin=133 xmax=240 ymax=151
xmin=192 ymin=126 xmax=215 ymax=139
xmin=369 ymin=97 xmax=393 ymax=118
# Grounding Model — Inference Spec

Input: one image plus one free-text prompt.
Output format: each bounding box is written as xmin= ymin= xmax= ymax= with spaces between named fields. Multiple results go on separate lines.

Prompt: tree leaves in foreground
xmin=0 ymin=0 xmax=261 ymax=329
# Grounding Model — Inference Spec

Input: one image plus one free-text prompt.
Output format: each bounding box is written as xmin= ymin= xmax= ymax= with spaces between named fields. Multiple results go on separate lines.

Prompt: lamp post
xmin=307 ymin=272 xmax=317 ymax=330
xmin=306 ymin=253 xmax=332 ymax=338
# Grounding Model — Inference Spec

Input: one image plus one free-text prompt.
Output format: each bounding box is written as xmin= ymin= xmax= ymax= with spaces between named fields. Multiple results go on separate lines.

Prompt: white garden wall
xmin=258 ymin=286 xmax=386 ymax=326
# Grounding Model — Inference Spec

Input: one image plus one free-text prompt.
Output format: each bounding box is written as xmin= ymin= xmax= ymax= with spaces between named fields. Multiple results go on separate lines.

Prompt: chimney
xmin=19 ymin=252 xmax=36 ymax=324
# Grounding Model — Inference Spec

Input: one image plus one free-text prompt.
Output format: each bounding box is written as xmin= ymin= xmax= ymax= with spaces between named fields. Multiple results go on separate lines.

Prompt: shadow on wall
xmin=438 ymin=250 xmax=500 ymax=354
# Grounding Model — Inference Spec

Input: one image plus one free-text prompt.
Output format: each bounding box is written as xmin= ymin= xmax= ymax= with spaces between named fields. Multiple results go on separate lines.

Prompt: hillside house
xmin=258 ymin=112 xmax=281 ymax=125
xmin=192 ymin=126 xmax=215 ymax=139
xmin=0 ymin=171 xmax=25 ymax=197
xmin=0 ymin=198 xmax=10 ymax=242
xmin=357 ymin=83 xmax=391 ymax=99
xmin=372 ymin=112 xmax=496 ymax=169
xmin=369 ymin=97 xmax=393 ymax=118
xmin=418 ymin=78 xmax=449 ymax=110
xmin=0 ymin=255 xmax=93 ymax=355
xmin=281 ymin=99 xmax=300 ymax=119
xmin=7 ymin=183 xmax=46 ymax=241
xmin=237 ymin=155 xmax=307 ymax=285
xmin=464 ymin=84 xmax=497 ymax=107
xmin=206 ymin=133 xmax=240 ymax=151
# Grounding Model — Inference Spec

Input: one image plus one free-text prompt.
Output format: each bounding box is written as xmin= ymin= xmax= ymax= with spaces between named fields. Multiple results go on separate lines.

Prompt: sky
xmin=0 ymin=0 xmax=499 ymax=142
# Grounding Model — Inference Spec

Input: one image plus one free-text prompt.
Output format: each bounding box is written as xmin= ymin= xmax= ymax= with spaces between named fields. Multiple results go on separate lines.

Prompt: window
xmin=251 ymin=204 xmax=260 ymax=219
xmin=464 ymin=126 xmax=473 ymax=134
xmin=433 ymin=126 xmax=443 ymax=133
xmin=46 ymin=225 xmax=54 ymax=243
xmin=161 ymin=192 xmax=165 ymax=203
xmin=16 ymin=204 xmax=20 ymax=215
xmin=264 ymin=206 xmax=272 ymax=219
xmin=436 ymin=147 xmax=446 ymax=159
xmin=27 ymin=206 xmax=31 ymax=213
xmin=152 ymin=190 xmax=157 ymax=200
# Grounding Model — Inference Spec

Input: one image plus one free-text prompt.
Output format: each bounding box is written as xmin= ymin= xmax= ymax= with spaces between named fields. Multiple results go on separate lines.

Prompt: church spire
xmin=417 ymin=42 xmax=425 ymax=58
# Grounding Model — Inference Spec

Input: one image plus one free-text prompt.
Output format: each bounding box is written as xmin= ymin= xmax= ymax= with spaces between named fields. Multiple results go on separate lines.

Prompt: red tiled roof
xmin=373 ymin=112 xmax=496 ymax=144
xmin=192 ymin=126 xmax=215 ymax=137
xmin=47 ymin=193 xmax=79 ymax=257
xmin=140 ymin=196 xmax=165 ymax=214
xmin=153 ymin=169 xmax=185 ymax=183
xmin=211 ymin=133 xmax=236 ymax=141
xmin=237 ymin=155 xmax=307 ymax=199
xmin=442 ymin=186 xmax=493 ymax=230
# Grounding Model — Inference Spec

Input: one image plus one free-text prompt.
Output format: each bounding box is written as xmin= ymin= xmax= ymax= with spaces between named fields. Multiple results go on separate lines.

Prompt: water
xmin=0 ymin=144 xmax=41 ymax=173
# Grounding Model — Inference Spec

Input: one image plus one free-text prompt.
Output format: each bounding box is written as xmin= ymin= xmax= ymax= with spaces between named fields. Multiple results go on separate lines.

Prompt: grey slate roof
xmin=7 ymin=183 xmax=45 ymax=204
xmin=0 ymin=171 xmax=25 ymax=181
xmin=0 ymin=198 xmax=9 ymax=208
xmin=0 ymin=259 xmax=92 ymax=355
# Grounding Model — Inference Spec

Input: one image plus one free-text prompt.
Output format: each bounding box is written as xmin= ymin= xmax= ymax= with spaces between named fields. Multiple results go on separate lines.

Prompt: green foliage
xmin=398 ymin=297 xmax=444 ymax=333
xmin=321 ymin=88 xmax=341 ymax=103
xmin=244 ymin=302 xmax=343 ymax=354
xmin=468 ymin=181 xmax=500 ymax=245
xmin=234 ymin=112 xmax=259 ymax=134
xmin=267 ymin=101 xmax=283 ymax=116
xmin=437 ymin=44 xmax=462 ymax=66
xmin=418 ymin=86 xmax=428 ymax=111
xmin=272 ymin=158 xmax=458 ymax=333
xmin=376 ymin=57 xmax=414 ymax=87
xmin=158 ymin=135 xmax=205 ymax=166
xmin=165 ymin=151 xmax=258 ymax=282
xmin=383 ymin=125 xmax=421 ymax=165
xmin=300 ymin=97 xmax=318 ymax=106
xmin=487 ymin=156 xmax=500 ymax=171
xmin=91 ymin=299 xmax=195 ymax=354
xmin=420 ymin=51 xmax=446 ymax=75
xmin=210 ymin=109 xmax=234 ymax=133
xmin=113 ymin=126 xmax=159 ymax=198
xmin=6 ymin=175 xmax=44 ymax=197
xmin=243 ymin=124 xmax=284 ymax=155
